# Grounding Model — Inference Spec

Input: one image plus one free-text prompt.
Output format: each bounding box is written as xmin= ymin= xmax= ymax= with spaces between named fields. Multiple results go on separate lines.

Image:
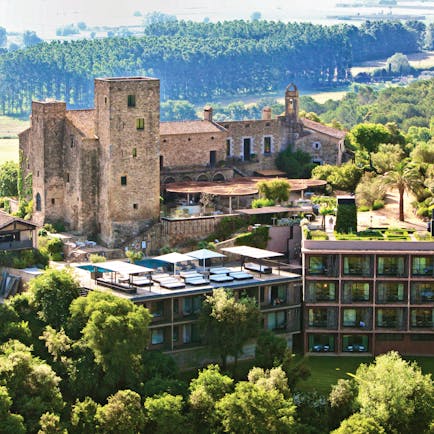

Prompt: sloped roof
xmin=160 ymin=120 xmax=226 ymax=136
xmin=66 ymin=109 xmax=96 ymax=138
xmin=0 ymin=211 xmax=38 ymax=231
xmin=301 ymin=118 xmax=346 ymax=139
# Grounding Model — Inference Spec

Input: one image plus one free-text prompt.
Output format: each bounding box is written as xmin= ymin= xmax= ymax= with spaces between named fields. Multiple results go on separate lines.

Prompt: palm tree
xmin=382 ymin=159 xmax=423 ymax=222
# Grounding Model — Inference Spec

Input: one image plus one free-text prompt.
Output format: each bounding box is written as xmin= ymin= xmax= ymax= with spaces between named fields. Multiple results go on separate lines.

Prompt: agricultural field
xmin=0 ymin=116 xmax=28 ymax=163
xmin=351 ymin=50 xmax=434 ymax=75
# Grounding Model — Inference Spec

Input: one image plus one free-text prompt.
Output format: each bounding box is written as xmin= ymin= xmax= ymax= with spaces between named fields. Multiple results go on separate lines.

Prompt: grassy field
xmin=296 ymin=355 xmax=434 ymax=395
xmin=0 ymin=116 xmax=29 ymax=163
xmin=351 ymin=50 xmax=434 ymax=76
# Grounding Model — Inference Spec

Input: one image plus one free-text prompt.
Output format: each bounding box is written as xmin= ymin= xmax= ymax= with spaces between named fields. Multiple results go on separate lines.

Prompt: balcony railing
xmin=0 ymin=240 xmax=33 ymax=250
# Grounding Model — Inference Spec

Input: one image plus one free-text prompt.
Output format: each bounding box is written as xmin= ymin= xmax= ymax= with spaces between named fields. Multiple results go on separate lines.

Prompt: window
xmin=376 ymin=308 xmax=405 ymax=328
xmin=411 ymin=308 xmax=433 ymax=328
xmin=307 ymin=255 xmax=339 ymax=276
xmin=377 ymin=256 xmax=406 ymax=276
xmin=120 ymin=176 xmax=127 ymax=186
xmin=136 ymin=118 xmax=144 ymax=130
xmin=150 ymin=301 xmax=164 ymax=318
xmin=266 ymin=311 xmax=286 ymax=330
xmin=51 ymin=198 xmax=55 ymax=205
xmin=308 ymin=308 xmax=337 ymax=329
xmin=263 ymin=136 xmax=272 ymax=154
xmin=306 ymin=282 xmax=336 ymax=302
xmin=342 ymin=308 xmax=371 ymax=328
xmin=342 ymin=335 xmax=368 ymax=352
xmin=270 ymin=284 xmax=287 ymax=305
xmin=133 ymin=203 xmax=138 ymax=210
xmin=127 ymin=94 xmax=136 ymax=107
xmin=312 ymin=141 xmax=321 ymax=150
xmin=132 ymin=147 xmax=137 ymax=158
xmin=173 ymin=327 xmax=179 ymax=342
xmin=160 ymin=156 xmax=164 ymax=169
xmin=377 ymin=282 xmax=405 ymax=303
xmin=151 ymin=329 xmax=164 ymax=345
xmin=183 ymin=296 xmax=202 ymax=316
xmin=70 ymin=136 xmax=74 ymax=148
xmin=35 ymin=193 xmax=41 ymax=211
xmin=226 ymin=139 xmax=232 ymax=157
xmin=411 ymin=283 xmax=433 ymax=303
xmin=342 ymin=282 xmax=370 ymax=302
xmin=412 ymin=256 xmax=434 ymax=276
xmin=343 ymin=255 xmax=372 ymax=276
xmin=66 ymin=173 xmax=70 ymax=183
xmin=308 ymin=334 xmax=335 ymax=352
xmin=377 ymin=333 xmax=404 ymax=341
xmin=183 ymin=323 xmax=201 ymax=344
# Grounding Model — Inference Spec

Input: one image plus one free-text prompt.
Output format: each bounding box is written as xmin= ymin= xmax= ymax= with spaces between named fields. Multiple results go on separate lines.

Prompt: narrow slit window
xmin=121 ymin=176 xmax=127 ymax=186
xmin=132 ymin=148 xmax=137 ymax=158
xmin=127 ymin=94 xmax=136 ymax=107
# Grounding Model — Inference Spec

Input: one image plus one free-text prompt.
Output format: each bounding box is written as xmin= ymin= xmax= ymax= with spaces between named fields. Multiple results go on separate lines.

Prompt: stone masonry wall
xmin=294 ymin=130 xmax=342 ymax=165
xmin=161 ymin=131 xmax=227 ymax=168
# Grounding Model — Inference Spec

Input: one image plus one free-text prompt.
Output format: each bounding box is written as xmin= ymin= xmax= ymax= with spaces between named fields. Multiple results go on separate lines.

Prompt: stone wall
xmin=294 ymin=130 xmax=342 ymax=165
xmin=161 ymin=130 xmax=227 ymax=168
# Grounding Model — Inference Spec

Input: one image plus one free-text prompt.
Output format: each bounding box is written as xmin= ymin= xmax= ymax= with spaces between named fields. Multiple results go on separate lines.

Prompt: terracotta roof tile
xmin=302 ymin=118 xmax=346 ymax=139
xmin=66 ymin=110 xmax=96 ymax=138
xmin=160 ymin=120 xmax=226 ymax=136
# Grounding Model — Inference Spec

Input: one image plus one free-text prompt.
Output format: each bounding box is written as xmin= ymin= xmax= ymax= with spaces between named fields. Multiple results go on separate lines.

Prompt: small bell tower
xmin=285 ymin=83 xmax=299 ymax=120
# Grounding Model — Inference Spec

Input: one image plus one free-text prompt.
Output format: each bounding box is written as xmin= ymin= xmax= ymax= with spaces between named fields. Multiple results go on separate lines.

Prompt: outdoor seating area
xmin=244 ymin=262 xmax=273 ymax=274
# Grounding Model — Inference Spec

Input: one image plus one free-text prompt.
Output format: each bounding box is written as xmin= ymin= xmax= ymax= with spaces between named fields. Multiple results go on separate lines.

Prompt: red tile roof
xmin=160 ymin=120 xmax=226 ymax=136
xmin=302 ymin=118 xmax=346 ymax=139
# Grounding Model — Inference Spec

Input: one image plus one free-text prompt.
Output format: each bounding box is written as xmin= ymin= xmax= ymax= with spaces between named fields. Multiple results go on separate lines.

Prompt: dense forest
xmin=0 ymin=19 xmax=427 ymax=115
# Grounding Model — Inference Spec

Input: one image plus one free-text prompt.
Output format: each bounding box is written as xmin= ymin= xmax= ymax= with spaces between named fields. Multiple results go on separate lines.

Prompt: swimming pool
xmin=136 ymin=258 xmax=167 ymax=270
xmin=77 ymin=265 xmax=107 ymax=273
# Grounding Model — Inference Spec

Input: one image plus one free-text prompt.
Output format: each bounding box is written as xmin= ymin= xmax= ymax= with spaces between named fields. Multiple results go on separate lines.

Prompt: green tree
xmin=0 ymin=27 xmax=6 ymax=47
xmin=188 ymin=364 xmax=234 ymax=432
xmin=381 ymin=159 xmax=423 ymax=221
xmin=96 ymin=390 xmax=144 ymax=434
xmin=38 ymin=412 xmax=66 ymax=434
xmin=216 ymin=367 xmax=296 ymax=433
xmin=349 ymin=123 xmax=391 ymax=170
xmin=0 ymin=161 xmax=18 ymax=197
xmin=199 ymin=288 xmax=261 ymax=371
xmin=29 ymin=268 xmax=80 ymax=330
xmin=276 ymin=148 xmax=315 ymax=178
xmin=69 ymin=291 xmax=151 ymax=390
xmin=0 ymin=303 xmax=32 ymax=345
xmin=257 ymin=179 xmax=291 ymax=204
xmin=144 ymin=393 xmax=188 ymax=434
xmin=0 ymin=385 xmax=25 ymax=434
xmin=352 ymin=351 xmax=433 ymax=434
xmin=255 ymin=330 xmax=287 ymax=369
xmin=70 ymin=397 xmax=99 ymax=434
xmin=328 ymin=379 xmax=358 ymax=430
xmin=332 ymin=413 xmax=385 ymax=434
xmin=22 ymin=30 xmax=42 ymax=47
xmin=0 ymin=340 xmax=64 ymax=433
xmin=386 ymin=52 xmax=411 ymax=74
xmin=371 ymin=144 xmax=405 ymax=175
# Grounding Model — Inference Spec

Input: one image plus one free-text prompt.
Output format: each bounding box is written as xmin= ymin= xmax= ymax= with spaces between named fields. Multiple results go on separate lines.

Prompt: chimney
xmin=262 ymin=106 xmax=271 ymax=120
xmin=204 ymin=106 xmax=213 ymax=122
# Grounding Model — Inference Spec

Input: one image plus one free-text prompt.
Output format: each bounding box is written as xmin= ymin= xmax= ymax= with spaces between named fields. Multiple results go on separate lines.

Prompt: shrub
xmin=0 ymin=248 xmax=48 ymax=269
xmin=234 ymin=226 xmax=270 ymax=249
xmin=358 ymin=205 xmax=370 ymax=212
xmin=125 ymin=250 xmax=144 ymax=263
xmin=310 ymin=230 xmax=329 ymax=240
xmin=372 ymin=199 xmax=385 ymax=210
xmin=336 ymin=203 xmax=357 ymax=234
xmin=252 ymin=198 xmax=275 ymax=208
xmin=208 ymin=216 xmax=247 ymax=242
xmin=43 ymin=223 xmax=56 ymax=233
xmin=89 ymin=254 xmax=106 ymax=263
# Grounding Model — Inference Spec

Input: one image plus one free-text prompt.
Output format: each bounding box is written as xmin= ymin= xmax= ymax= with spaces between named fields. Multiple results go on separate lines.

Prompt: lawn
xmin=295 ymin=355 xmax=434 ymax=395
xmin=0 ymin=115 xmax=28 ymax=163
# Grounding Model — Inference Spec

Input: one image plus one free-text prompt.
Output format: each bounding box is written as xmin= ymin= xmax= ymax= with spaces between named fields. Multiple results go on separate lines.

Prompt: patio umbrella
xmin=154 ymin=252 xmax=196 ymax=275
xmin=186 ymin=249 xmax=226 ymax=271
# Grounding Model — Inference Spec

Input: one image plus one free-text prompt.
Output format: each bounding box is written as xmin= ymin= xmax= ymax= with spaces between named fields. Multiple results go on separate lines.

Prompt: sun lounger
xmin=185 ymin=277 xmax=210 ymax=285
xmin=229 ymin=271 xmax=254 ymax=280
xmin=244 ymin=262 xmax=272 ymax=274
xmin=180 ymin=272 xmax=203 ymax=280
xmin=152 ymin=273 xmax=171 ymax=283
xmin=131 ymin=277 xmax=153 ymax=287
xmin=160 ymin=280 xmax=185 ymax=289
xmin=209 ymin=267 xmax=231 ymax=274
xmin=210 ymin=274 xmax=234 ymax=283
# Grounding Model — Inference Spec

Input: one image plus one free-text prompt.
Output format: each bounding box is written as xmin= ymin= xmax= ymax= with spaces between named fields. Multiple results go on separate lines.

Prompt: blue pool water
xmin=136 ymin=258 xmax=167 ymax=270
xmin=77 ymin=265 xmax=108 ymax=273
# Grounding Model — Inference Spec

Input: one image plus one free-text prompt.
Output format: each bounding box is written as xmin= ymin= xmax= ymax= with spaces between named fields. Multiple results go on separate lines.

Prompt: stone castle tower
xmin=19 ymin=77 xmax=161 ymax=247
xmin=279 ymin=83 xmax=304 ymax=150
xmin=94 ymin=77 xmax=161 ymax=246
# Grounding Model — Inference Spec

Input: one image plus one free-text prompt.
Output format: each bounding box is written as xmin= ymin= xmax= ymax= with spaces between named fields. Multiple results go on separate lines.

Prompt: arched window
xmin=35 ymin=193 xmax=41 ymax=211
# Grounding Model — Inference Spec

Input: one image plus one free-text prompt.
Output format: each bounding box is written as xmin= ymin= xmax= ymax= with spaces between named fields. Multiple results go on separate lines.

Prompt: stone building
xmin=19 ymin=77 xmax=345 ymax=247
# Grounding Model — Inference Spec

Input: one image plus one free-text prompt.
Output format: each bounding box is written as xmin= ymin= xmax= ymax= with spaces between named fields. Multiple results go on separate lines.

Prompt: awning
xmin=154 ymin=252 xmax=196 ymax=274
xmin=93 ymin=260 xmax=154 ymax=275
xmin=221 ymin=246 xmax=284 ymax=259
xmin=186 ymin=249 xmax=226 ymax=261
xmin=236 ymin=206 xmax=305 ymax=215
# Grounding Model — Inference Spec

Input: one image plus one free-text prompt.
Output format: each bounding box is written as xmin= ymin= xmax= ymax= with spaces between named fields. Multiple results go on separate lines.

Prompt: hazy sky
xmin=0 ymin=0 xmax=337 ymax=35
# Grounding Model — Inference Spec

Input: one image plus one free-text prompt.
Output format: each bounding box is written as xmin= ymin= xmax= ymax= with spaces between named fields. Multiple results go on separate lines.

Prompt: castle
xmin=19 ymin=77 xmax=346 ymax=247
